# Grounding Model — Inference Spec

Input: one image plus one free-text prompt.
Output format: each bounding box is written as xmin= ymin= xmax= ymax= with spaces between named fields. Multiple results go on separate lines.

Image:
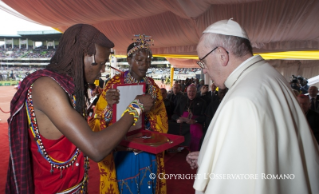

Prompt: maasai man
xmin=6 ymin=24 xmax=154 ymax=194
xmin=89 ymin=35 xmax=168 ymax=194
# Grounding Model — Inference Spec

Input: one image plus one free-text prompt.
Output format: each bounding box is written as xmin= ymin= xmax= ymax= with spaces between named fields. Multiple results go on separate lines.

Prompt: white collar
xmin=225 ymin=55 xmax=263 ymax=88
xmin=228 ymin=55 xmax=256 ymax=78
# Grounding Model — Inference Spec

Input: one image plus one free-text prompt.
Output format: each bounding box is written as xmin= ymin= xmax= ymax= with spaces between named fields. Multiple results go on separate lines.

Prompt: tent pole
xmin=170 ymin=66 xmax=174 ymax=89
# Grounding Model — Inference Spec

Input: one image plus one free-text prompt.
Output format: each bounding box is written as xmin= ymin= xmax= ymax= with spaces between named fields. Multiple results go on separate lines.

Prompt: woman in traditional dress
xmin=89 ymin=36 xmax=168 ymax=194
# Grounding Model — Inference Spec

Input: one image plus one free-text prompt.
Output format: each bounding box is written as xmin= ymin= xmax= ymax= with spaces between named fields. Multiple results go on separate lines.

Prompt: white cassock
xmin=194 ymin=55 xmax=319 ymax=194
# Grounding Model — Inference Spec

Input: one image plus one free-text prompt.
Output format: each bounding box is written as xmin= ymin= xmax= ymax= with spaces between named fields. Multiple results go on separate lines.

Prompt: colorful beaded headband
xmin=127 ymin=34 xmax=154 ymax=56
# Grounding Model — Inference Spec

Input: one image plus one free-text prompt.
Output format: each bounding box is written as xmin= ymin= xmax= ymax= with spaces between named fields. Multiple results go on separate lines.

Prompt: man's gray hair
xmin=199 ymin=33 xmax=253 ymax=57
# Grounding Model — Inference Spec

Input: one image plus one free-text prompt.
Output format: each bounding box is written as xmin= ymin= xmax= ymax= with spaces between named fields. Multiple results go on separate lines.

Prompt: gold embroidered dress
xmin=89 ymin=71 xmax=168 ymax=194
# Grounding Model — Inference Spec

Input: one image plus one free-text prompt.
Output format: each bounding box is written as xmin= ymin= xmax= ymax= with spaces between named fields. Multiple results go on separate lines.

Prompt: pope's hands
xmin=186 ymin=151 xmax=199 ymax=170
xmin=135 ymin=94 xmax=154 ymax=112
xmin=105 ymin=89 xmax=120 ymax=106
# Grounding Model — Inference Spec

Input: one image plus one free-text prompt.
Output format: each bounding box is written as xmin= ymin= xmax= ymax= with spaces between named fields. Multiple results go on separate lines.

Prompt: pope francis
xmin=187 ymin=19 xmax=319 ymax=194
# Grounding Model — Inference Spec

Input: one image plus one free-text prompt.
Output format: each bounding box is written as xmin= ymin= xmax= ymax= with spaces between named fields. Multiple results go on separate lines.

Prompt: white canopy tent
xmin=1 ymin=0 xmax=318 ymax=86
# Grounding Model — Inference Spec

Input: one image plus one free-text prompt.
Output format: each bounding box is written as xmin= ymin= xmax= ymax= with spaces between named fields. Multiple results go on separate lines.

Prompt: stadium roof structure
xmin=0 ymin=30 xmax=62 ymax=41
xmin=0 ymin=34 xmax=21 ymax=38
xmin=1 ymin=0 xmax=319 ymax=68
xmin=17 ymin=30 xmax=62 ymax=41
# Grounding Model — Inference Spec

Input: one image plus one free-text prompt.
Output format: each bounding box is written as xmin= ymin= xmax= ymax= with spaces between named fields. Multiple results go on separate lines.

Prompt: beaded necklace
xmin=25 ymin=85 xmax=89 ymax=193
xmin=124 ymin=72 xmax=157 ymax=100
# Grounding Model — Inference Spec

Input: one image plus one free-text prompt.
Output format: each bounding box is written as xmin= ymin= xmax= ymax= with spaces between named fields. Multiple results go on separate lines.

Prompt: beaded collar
xmin=124 ymin=71 xmax=157 ymax=100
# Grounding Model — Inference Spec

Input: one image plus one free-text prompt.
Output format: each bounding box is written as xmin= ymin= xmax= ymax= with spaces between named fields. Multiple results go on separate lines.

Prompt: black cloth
xmin=306 ymin=109 xmax=319 ymax=144
xmin=206 ymin=91 xmax=219 ymax=103
xmin=197 ymin=92 xmax=212 ymax=105
xmin=167 ymin=92 xmax=184 ymax=110
xmin=171 ymin=96 xmax=206 ymax=124
xmin=98 ymin=78 xmax=105 ymax=88
xmin=204 ymin=100 xmax=220 ymax=134
xmin=163 ymin=99 xmax=174 ymax=120
xmin=310 ymin=95 xmax=319 ymax=113
xmin=199 ymin=100 xmax=220 ymax=149
xmin=207 ymin=90 xmax=218 ymax=97
xmin=168 ymin=96 xmax=206 ymax=147
xmin=181 ymin=84 xmax=187 ymax=93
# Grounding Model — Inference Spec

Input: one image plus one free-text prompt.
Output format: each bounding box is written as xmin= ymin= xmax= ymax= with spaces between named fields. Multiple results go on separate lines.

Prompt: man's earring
xmin=91 ymin=55 xmax=97 ymax=65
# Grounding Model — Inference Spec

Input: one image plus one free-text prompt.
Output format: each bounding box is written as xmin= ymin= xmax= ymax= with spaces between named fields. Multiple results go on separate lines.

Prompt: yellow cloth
xmin=89 ymin=73 xmax=168 ymax=194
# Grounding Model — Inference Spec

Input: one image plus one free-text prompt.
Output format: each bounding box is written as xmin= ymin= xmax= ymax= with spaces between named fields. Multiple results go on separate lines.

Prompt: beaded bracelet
xmin=121 ymin=99 xmax=144 ymax=125
xmin=103 ymin=105 xmax=113 ymax=123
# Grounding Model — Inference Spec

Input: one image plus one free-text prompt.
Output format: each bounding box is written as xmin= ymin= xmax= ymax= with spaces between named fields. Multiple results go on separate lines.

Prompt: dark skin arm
xmin=105 ymin=88 xmax=146 ymax=152
xmin=32 ymin=77 xmax=153 ymax=162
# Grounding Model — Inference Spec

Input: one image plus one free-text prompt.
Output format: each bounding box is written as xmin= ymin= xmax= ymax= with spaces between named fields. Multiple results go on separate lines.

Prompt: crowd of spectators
xmin=0 ymin=46 xmax=56 ymax=58
xmin=174 ymin=68 xmax=201 ymax=74
xmin=0 ymin=47 xmax=201 ymax=83
xmin=0 ymin=46 xmax=55 ymax=81
xmin=0 ymin=66 xmax=43 ymax=81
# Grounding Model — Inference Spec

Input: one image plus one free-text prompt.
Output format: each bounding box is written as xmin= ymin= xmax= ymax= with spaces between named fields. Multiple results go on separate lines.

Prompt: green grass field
xmin=0 ymin=81 xmax=19 ymax=86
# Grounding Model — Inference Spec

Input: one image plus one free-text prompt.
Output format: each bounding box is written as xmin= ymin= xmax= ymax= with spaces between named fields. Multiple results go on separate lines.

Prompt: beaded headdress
xmin=127 ymin=34 xmax=154 ymax=57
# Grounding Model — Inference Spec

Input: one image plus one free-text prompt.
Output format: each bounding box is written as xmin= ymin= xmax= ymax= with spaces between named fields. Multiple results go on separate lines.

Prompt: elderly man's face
xmin=187 ymin=86 xmax=197 ymax=100
xmin=197 ymin=41 xmax=226 ymax=89
xmin=297 ymin=97 xmax=310 ymax=113
xmin=308 ymin=86 xmax=318 ymax=97
xmin=173 ymin=84 xmax=181 ymax=94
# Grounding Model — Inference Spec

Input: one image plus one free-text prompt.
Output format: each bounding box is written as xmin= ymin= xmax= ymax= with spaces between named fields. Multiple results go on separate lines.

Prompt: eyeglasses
xmin=196 ymin=47 xmax=218 ymax=69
